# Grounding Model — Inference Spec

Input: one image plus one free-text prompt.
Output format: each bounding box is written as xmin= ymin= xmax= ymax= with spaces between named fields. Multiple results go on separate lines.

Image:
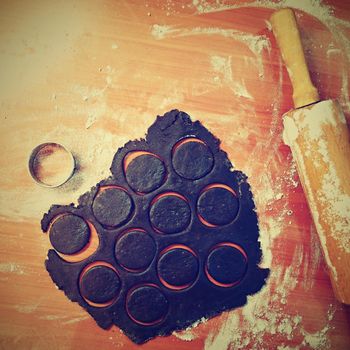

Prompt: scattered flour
xmin=1 ymin=1 xmax=345 ymax=348
xmin=205 ymin=313 xmax=241 ymax=350
xmin=190 ymin=0 xmax=350 ymax=109
xmin=301 ymin=307 xmax=335 ymax=349
xmin=38 ymin=311 xmax=89 ymax=323
xmin=210 ymin=55 xmax=253 ymax=99
xmin=283 ymin=101 xmax=350 ymax=257
xmin=151 ymin=24 xmax=270 ymax=61
xmin=0 ymin=126 xmax=128 ymax=221
xmin=151 ymin=24 xmax=174 ymax=39
xmin=39 ymin=315 xmax=68 ymax=321
xmin=62 ymin=315 xmax=89 ymax=325
xmin=14 ymin=301 xmax=40 ymax=314
xmin=0 ymin=262 xmax=25 ymax=275
xmin=173 ymin=317 xmax=207 ymax=341
xmin=147 ymin=81 xmax=185 ymax=110
xmin=157 ymin=4 xmax=343 ymax=348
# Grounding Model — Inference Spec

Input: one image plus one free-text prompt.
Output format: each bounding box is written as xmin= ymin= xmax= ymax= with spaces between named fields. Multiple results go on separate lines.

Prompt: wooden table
xmin=1 ymin=1 xmax=349 ymax=349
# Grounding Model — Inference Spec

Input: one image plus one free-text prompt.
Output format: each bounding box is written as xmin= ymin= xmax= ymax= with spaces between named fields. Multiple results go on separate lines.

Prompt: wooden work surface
xmin=0 ymin=1 xmax=349 ymax=349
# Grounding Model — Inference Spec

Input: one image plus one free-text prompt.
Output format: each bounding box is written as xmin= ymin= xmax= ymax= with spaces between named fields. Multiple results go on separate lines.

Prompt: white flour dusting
xmin=1 ymin=0 xmax=346 ymax=348
xmin=301 ymin=308 xmax=335 ymax=348
xmin=173 ymin=317 xmax=207 ymax=341
xmin=154 ymin=1 xmax=347 ymax=347
xmin=210 ymin=55 xmax=253 ymax=99
xmin=151 ymin=25 xmax=270 ymax=59
xmin=190 ymin=0 xmax=350 ymax=111
xmin=14 ymin=303 xmax=40 ymax=314
xmin=0 ymin=262 xmax=25 ymax=275
xmin=62 ymin=315 xmax=89 ymax=325
xmin=0 ymin=126 xmax=128 ymax=221
xmin=283 ymin=101 xmax=350 ymax=254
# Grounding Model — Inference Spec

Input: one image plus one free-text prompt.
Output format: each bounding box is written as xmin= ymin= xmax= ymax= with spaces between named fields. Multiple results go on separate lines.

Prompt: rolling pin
xmin=270 ymin=8 xmax=350 ymax=304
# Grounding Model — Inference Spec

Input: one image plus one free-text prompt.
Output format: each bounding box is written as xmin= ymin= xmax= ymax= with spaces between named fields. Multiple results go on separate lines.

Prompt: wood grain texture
xmin=270 ymin=8 xmax=320 ymax=108
xmin=283 ymin=100 xmax=350 ymax=305
xmin=271 ymin=8 xmax=350 ymax=305
xmin=0 ymin=0 xmax=349 ymax=349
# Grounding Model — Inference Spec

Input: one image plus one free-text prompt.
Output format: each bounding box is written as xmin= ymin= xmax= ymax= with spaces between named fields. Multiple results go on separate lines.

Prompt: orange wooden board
xmin=0 ymin=0 xmax=349 ymax=349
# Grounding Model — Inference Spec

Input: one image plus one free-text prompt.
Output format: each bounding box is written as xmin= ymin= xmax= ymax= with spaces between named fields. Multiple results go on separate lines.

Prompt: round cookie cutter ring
xmin=47 ymin=213 xmax=100 ymax=263
xmin=115 ymin=228 xmax=157 ymax=273
xmin=157 ymin=244 xmax=200 ymax=291
xmin=149 ymin=191 xmax=192 ymax=235
xmin=28 ymin=142 xmax=75 ymax=188
xmin=78 ymin=261 xmax=121 ymax=308
xmin=204 ymin=242 xmax=248 ymax=288
xmin=125 ymin=283 xmax=169 ymax=326
xmin=171 ymin=137 xmax=215 ymax=180
xmin=196 ymin=183 xmax=240 ymax=228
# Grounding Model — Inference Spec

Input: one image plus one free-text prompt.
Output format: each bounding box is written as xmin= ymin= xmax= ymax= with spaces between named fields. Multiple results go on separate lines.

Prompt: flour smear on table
xmin=154 ymin=0 xmax=348 ymax=349
xmin=1 ymin=0 xmax=349 ymax=348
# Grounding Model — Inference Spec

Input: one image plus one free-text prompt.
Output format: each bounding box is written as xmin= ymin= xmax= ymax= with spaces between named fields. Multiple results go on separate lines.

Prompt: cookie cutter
xmin=28 ymin=142 xmax=75 ymax=188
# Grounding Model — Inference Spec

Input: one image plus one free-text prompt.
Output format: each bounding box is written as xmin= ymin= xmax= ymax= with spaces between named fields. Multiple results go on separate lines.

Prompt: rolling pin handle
xmin=270 ymin=8 xmax=320 ymax=108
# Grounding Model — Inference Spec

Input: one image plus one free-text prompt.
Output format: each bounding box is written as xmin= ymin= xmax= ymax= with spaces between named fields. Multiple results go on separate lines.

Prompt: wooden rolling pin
xmin=270 ymin=8 xmax=350 ymax=304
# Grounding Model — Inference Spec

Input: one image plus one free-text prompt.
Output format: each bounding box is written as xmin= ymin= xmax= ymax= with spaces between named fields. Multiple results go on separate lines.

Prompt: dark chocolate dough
xmin=206 ymin=246 xmax=247 ymax=285
xmin=172 ymin=140 xmax=214 ymax=180
xmin=125 ymin=154 xmax=166 ymax=193
xmin=157 ymin=248 xmax=198 ymax=287
xmin=92 ymin=187 xmax=133 ymax=228
xmin=41 ymin=109 xmax=269 ymax=344
xmin=126 ymin=285 xmax=169 ymax=325
xmin=150 ymin=195 xmax=191 ymax=234
xmin=197 ymin=187 xmax=239 ymax=226
xmin=80 ymin=266 xmax=121 ymax=304
xmin=49 ymin=214 xmax=90 ymax=254
xmin=115 ymin=230 xmax=156 ymax=271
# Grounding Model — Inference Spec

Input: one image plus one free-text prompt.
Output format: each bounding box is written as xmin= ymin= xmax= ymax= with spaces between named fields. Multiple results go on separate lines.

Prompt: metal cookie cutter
xmin=28 ymin=142 xmax=75 ymax=188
